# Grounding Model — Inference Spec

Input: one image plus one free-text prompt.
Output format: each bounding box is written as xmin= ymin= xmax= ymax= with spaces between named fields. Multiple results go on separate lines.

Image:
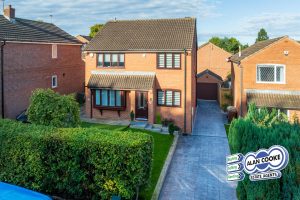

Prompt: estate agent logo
xmin=226 ymin=145 xmax=289 ymax=182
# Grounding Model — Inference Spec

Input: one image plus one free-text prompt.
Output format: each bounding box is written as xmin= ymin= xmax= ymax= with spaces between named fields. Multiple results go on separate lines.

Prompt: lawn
xmin=80 ymin=122 xmax=174 ymax=200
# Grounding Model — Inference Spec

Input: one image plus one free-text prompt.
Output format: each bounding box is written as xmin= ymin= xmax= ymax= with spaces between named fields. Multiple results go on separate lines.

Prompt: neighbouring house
xmin=76 ymin=35 xmax=92 ymax=45
xmin=229 ymin=36 xmax=300 ymax=119
xmin=84 ymin=18 xmax=197 ymax=133
xmin=196 ymin=42 xmax=232 ymax=100
xmin=0 ymin=5 xmax=84 ymax=118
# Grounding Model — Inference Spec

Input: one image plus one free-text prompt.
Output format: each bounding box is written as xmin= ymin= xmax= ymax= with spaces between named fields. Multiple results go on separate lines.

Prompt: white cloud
xmin=8 ymin=0 xmax=220 ymax=35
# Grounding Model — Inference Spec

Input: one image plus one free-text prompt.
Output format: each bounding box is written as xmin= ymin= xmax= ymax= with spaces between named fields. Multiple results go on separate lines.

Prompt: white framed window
xmin=52 ymin=44 xmax=57 ymax=59
xmin=256 ymin=64 xmax=285 ymax=84
xmin=51 ymin=75 xmax=57 ymax=88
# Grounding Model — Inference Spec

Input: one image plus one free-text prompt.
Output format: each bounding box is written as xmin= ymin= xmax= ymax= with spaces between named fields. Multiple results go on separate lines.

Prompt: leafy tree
xmin=89 ymin=24 xmax=104 ymax=38
xmin=256 ymin=28 xmax=269 ymax=43
xmin=209 ymin=37 xmax=248 ymax=54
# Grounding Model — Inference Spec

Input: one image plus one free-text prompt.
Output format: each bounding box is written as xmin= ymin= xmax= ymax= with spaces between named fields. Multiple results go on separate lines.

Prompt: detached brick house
xmin=84 ymin=18 xmax=197 ymax=133
xmin=229 ymin=36 xmax=300 ymax=118
xmin=0 ymin=5 xmax=84 ymax=118
xmin=197 ymin=42 xmax=232 ymax=100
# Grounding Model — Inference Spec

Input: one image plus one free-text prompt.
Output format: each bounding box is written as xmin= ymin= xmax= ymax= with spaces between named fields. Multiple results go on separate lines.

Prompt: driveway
xmin=159 ymin=100 xmax=237 ymax=200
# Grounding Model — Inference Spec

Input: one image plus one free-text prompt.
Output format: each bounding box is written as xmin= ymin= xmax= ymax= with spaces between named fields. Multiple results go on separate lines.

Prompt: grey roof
xmin=230 ymin=36 xmax=286 ymax=63
xmin=246 ymin=89 xmax=300 ymax=109
xmin=87 ymin=71 xmax=155 ymax=90
xmin=0 ymin=15 xmax=80 ymax=44
xmin=85 ymin=18 xmax=196 ymax=51
xmin=197 ymin=69 xmax=223 ymax=81
xmin=79 ymin=35 xmax=91 ymax=41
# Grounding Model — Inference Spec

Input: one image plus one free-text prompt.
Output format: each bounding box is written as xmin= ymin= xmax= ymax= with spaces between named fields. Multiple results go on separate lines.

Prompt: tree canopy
xmin=209 ymin=37 xmax=248 ymax=54
xmin=89 ymin=24 xmax=104 ymax=38
xmin=256 ymin=28 xmax=269 ymax=43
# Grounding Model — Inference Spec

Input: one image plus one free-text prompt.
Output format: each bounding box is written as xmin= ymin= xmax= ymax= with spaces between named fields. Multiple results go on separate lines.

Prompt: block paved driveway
xmin=159 ymin=100 xmax=237 ymax=200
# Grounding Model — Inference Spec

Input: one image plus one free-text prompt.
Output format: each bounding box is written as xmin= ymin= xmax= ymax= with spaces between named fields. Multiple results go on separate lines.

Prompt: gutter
xmin=0 ymin=39 xmax=6 ymax=118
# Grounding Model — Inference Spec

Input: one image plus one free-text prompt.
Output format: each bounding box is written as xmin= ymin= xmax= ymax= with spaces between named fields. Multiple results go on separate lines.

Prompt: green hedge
xmin=28 ymin=89 xmax=80 ymax=127
xmin=228 ymin=118 xmax=300 ymax=199
xmin=0 ymin=119 xmax=153 ymax=199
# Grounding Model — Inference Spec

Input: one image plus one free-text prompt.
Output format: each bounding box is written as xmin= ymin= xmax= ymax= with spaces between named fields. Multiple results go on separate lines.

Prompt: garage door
xmin=197 ymin=83 xmax=218 ymax=100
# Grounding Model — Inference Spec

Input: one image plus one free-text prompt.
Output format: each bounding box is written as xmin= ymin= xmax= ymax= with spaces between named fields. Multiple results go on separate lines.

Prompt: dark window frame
xmin=93 ymin=89 xmax=126 ymax=110
xmin=97 ymin=53 xmax=125 ymax=68
xmin=157 ymin=89 xmax=181 ymax=107
xmin=157 ymin=53 xmax=181 ymax=69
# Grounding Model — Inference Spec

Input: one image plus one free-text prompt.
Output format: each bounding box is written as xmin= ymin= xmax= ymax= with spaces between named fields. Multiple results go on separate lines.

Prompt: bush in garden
xmin=28 ymin=89 xmax=80 ymax=127
xmin=228 ymin=104 xmax=300 ymax=199
xmin=0 ymin=119 xmax=153 ymax=199
xmin=168 ymin=123 xmax=175 ymax=135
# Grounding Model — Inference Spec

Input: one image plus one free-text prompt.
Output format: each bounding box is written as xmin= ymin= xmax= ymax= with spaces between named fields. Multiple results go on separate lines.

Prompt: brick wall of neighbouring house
xmin=85 ymin=50 xmax=196 ymax=133
xmin=1 ymin=42 xmax=84 ymax=118
xmin=233 ymin=38 xmax=300 ymax=116
xmin=197 ymin=43 xmax=232 ymax=80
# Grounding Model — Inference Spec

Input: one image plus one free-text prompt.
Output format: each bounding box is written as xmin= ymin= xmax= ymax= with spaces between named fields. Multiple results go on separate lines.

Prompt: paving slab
xmin=159 ymin=100 xmax=237 ymax=200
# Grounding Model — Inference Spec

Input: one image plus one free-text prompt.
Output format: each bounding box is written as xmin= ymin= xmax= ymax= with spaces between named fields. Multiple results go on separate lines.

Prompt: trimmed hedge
xmin=228 ymin=118 xmax=300 ymax=199
xmin=28 ymin=89 xmax=80 ymax=127
xmin=0 ymin=119 xmax=153 ymax=199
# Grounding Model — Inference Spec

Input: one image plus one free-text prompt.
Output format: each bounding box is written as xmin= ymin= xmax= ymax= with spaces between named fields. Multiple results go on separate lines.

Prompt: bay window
xmin=157 ymin=90 xmax=181 ymax=107
xmin=97 ymin=53 xmax=125 ymax=67
xmin=94 ymin=89 xmax=125 ymax=108
xmin=257 ymin=64 xmax=285 ymax=83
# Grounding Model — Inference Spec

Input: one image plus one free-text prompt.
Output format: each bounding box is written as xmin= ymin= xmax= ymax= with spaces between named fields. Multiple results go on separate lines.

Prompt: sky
xmin=5 ymin=0 xmax=300 ymax=45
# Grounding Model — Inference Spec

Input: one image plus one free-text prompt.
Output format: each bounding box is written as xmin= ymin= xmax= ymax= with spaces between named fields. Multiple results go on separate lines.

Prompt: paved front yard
xmin=81 ymin=122 xmax=174 ymax=200
xmin=159 ymin=100 xmax=237 ymax=200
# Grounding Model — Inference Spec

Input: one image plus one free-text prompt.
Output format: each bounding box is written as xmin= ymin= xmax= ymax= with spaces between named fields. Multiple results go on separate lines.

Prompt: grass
xmin=80 ymin=122 xmax=174 ymax=200
xmin=224 ymin=124 xmax=230 ymax=137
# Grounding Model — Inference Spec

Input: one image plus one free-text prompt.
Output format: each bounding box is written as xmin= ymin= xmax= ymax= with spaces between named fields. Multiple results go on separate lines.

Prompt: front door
xmin=135 ymin=91 xmax=148 ymax=120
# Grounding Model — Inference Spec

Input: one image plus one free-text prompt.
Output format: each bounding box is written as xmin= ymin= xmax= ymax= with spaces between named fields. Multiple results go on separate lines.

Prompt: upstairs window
xmin=157 ymin=90 xmax=181 ymax=107
xmin=97 ymin=53 xmax=125 ymax=67
xmin=157 ymin=53 xmax=181 ymax=69
xmin=52 ymin=44 xmax=57 ymax=59
xmin=257 ymin=64 xmax=285 ymax=84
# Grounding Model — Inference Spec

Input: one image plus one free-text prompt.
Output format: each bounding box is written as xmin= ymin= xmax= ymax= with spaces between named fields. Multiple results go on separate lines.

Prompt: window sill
xmin=97 ymin=66 xmax=125 ymax=69
xmin=156 ymin=67 xmax=181 ymax=70
xmin=157 ymin=105 xmax=181 ymax=108
xmin=94 ymin=106 xmax=126 ymax=111
xmin=256 ymin=81 xmax=286 ymax=84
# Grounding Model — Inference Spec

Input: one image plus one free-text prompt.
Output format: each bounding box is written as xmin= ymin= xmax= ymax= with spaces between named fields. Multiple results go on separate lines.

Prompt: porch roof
xmin=87 ymin=71 xmax=155 ymax=91
xmin=246 ymin=89 xmax=300 ymax=109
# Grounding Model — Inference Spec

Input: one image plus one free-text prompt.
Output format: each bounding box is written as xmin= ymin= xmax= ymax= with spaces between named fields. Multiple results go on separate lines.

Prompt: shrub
xmin=162 ymin=118 xmax=174 ymax=127
xmin=155 ymin=113 xmax=162 ymax=124
xmin=228 ymin=106 xmax=300 ymax=199
xmin=168 ymin=123 xmax=175 ymax=135
xmin=130 ymin=110 xmax=135 ymax=121
xmin=0 ymin=119 xmax=153 ymax=199
xmin=28 ymin=89 xmax=80 ymax=127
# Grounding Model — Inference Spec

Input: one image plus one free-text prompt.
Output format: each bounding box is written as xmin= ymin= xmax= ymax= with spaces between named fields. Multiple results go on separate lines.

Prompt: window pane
xmin=174 ymin=91 xmax=180 ymax=106
xmin=119 ymin=54 xmax=125 ymax=67
xmin=104 ymin=54 xmax=111 ymax=67
xmin=276 ymin=66 xmax=284 ymax=82
xmin=116 ymin=91 xmax=121 ymax=106
xmin=166 ymin=91 xmax=173 ymax=106
xmin=158 ymin=54 xmax=165 ymax=68
xmin=101 ymin=90 xmax=108 ymax=106
xmin=157 ymin=91 xmax=165 ymax=105
xmin=95 ymin=90 xmax=100 ymax=105
xmin=258 ymin=66 xmax=274 ymax=82
xmin=174 ymin=54 xmax=180 ymax=68
xmin=97 ymin=54 xmax=103 ymax=66
xmin=109 ymin=90 xmax=115 ymax=106
xmin=166 ymin=53 xmax=172 ymax=68
xmin=112 ymin=54 xmax=118 ymax=66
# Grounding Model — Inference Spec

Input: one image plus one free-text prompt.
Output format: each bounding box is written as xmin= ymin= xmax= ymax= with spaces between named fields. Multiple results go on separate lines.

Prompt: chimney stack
xmin=238 ymin=45 xmax=242 ymax=57
xmin=4 ymin=5 xmax=15 ymax=19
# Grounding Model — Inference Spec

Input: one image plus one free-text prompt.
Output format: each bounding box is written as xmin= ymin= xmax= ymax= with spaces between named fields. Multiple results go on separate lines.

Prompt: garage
xmin=196 ymin=69 xmax=223 ymax=101
xmin=197 ymin=82 xmax=218 ymax=100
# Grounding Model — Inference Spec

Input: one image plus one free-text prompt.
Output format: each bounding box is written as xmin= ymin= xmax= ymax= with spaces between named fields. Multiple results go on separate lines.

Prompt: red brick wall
xmin=1 ymin=42 xmax=84 ymax=118
xmin=197 ymin=43 xmax=232 ymax=80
